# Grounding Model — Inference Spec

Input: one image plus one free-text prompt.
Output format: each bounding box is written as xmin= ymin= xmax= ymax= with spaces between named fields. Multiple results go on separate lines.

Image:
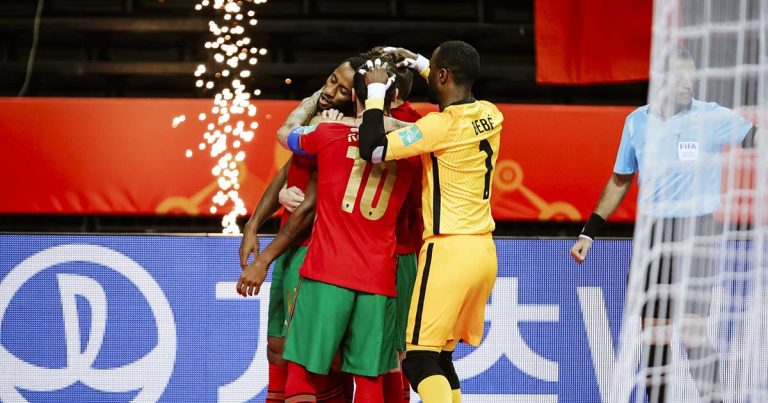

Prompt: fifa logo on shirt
xmin=677 ymin=141 xmax=700 ymax=164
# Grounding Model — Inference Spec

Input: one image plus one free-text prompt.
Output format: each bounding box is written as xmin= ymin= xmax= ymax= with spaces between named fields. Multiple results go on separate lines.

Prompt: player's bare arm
xmin=238 ymin=171 xmax=317 ymax=297
xmin=239 ymin=160 xmax=291 ymax=270
xmin=277 ymin=90 xmax=322 ymax=149
xmin=570 ymin=172 xmax=634 ymax=264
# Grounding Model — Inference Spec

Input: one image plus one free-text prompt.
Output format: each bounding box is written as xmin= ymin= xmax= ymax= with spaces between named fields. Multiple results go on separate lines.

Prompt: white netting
xmin=612 ymin=1 xmax=768 ymax=402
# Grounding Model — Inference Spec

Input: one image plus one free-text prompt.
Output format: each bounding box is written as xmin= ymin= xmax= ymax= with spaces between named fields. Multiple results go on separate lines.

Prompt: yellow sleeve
xmin=384 ymin=112 xmax=454 ymax=160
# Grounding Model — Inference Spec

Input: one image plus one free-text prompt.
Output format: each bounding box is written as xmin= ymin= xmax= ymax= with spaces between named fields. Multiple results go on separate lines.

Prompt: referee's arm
xmin=742 ymin=125 xmax=758 ymax=148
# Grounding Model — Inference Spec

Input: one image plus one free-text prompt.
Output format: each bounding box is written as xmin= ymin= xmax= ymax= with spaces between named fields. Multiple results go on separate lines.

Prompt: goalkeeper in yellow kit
xmin=358 ymin=41 xmax=504 ymax=403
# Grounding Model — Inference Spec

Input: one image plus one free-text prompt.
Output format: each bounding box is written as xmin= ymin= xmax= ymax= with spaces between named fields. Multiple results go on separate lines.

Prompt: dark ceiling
xmin=0 ymin=0 xmax=648 ymax=105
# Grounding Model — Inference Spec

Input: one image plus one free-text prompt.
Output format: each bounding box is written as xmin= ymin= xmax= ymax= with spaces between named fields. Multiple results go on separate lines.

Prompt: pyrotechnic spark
xmin=172 ymin=114 xmax=186 ymax=128
xmin=184 ymin=0 xmax=266 ymax=234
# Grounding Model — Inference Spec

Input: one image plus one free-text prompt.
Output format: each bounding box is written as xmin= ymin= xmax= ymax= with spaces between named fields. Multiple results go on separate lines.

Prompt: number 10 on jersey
xmin=342 ymin=146 xmax=397 ymax=221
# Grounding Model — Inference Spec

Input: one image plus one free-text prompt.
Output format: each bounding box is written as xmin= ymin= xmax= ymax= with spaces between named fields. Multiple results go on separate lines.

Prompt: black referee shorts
xmin=633 ymin=214 xmax=723 ymax=319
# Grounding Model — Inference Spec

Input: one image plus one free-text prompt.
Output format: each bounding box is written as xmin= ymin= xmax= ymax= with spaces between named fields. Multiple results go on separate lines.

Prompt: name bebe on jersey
xmin=472 ymin=116 xmax=495 ymax=135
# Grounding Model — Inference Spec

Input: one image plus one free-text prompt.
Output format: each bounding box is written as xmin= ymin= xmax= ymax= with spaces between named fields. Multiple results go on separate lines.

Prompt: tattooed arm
xmin=277 ymin=90 xmax=322 ymax=149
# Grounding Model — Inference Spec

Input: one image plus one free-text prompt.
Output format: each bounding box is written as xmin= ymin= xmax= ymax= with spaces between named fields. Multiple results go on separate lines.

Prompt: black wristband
xmin=580 ymin=213 xmax=607 ymax=240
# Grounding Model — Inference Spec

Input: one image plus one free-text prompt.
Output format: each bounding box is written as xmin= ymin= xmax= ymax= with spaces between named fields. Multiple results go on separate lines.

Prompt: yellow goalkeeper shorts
xmin=406 ymin=233 xmax=497 ymax=349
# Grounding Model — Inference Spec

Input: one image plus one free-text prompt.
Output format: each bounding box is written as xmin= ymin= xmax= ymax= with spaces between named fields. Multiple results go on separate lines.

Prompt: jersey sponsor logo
xmin=398 ymin=125 xmax=423 ymax=146
xmin=0 ymin=244 xmax=176 ymax=402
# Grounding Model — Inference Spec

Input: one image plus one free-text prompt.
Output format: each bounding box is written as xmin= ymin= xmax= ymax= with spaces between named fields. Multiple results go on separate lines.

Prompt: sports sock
xmin=316 ymin=372 xmax=345 ymax=403
xmin=383 ymin=372 xmax=403 ymax=403
xmin=401 ymin=373 xmax=411 ymax=402
xmin=285 ymin=362 xmax=317 ymax=403
xmin=352 ymin=375 xmax=384 ymax=403
xmin=341 ymin=372 xmax=354 ymax=403
xmin=267 ymin=363 xmax=287 ymax=402
xmin=415 ymin=375 xmax=452 ymax=403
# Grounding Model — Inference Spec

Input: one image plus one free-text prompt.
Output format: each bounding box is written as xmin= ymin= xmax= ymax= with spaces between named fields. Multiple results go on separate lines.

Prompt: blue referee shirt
xmin=613 ymin=99 xmax=753 ymax=217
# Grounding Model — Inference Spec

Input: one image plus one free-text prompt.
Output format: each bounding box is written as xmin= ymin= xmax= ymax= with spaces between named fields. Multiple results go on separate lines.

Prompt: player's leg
xmin=278 ymin=246 xmax=345 ymax=403
xmin=340 ymin=372 xmax=354 ymax=403
xmin=402 ymin=242 xmax=451 ymax=403
xmin=402 ymin=235 xmax=497 ymax=403
xmin=283 ymin=278 xmax=355 ymax=402
xmin=266 ymin=337 xmax=287 ymax=402
xmin=390 ymin=253 xmax=418 ymax=403
xmin=341 ymin=292 xmax=399 ymax=403
xmin=438 ymin=340 xmax=460 ymax=403
xmin=315 ymin=374 xmax=346 ymax=403
xmin=266 ymin=251 xmax=290 ymax=402
xmin=444 ymin=234 xmax=497 ymax=403
xmin=383 ymin=369 xmax=403 ymax=403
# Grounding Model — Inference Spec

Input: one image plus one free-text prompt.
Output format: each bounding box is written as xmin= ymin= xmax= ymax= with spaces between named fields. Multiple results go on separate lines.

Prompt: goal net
xmin=612 ymin=1 xmax=768 ymax=402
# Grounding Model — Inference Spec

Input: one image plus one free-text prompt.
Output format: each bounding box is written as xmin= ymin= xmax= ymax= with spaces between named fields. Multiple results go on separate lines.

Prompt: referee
xmin=570 ymin=48 xmax=756 ymax=403
xmin=358 ymin=41 xmax=503 ymax=403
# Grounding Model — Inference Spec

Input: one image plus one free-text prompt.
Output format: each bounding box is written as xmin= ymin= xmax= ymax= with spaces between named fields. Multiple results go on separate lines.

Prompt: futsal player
xmin=282 ymin=56 xmax=420 ymax=403
xmin=238 ymin=56 xmax=363 ymax=402
xmin=277 ymin=52 xmax=424 ymax=402
xmin=358 ymin=41 xmax=504 ymax=403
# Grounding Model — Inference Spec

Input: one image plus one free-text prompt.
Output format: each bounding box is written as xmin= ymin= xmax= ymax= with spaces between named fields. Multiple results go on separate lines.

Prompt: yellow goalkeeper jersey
xmin=384 ymin=99 xmax=503 ymax=238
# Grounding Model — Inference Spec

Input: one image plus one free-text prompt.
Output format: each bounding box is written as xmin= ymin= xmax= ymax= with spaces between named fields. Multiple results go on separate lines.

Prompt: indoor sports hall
xmin=1 ymin=1 xmax=766 ymax=402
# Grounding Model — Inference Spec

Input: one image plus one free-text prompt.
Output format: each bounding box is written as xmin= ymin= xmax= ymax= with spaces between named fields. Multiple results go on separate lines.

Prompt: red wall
xmin=0 ymin=98 xmax=639 ymax=222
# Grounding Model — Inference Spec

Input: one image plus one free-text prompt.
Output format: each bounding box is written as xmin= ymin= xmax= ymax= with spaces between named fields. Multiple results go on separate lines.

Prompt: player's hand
xmin=381 ymin=46 xmax=418 ymax=62
xmin=382 ymin=47 xmax=429 ymax=74
xmin=239 ymin=225 xmax=260 ymax=270
xmin=570 ymin=236 xmax=593 ymax=264
xmin=360 ymin=59 xmax=395 ymax=88
xmin=279 ymin=186 xmax=305 ymax=212
xmin=237 ymin=258 xmax=269 ymax=296
xmin=321 ymin=108 xmax=344 ymax=121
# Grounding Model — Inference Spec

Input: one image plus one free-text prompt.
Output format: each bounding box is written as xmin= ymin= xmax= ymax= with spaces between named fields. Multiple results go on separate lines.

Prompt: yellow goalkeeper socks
xmin=416 ymin=375 xmax=452 ymax=403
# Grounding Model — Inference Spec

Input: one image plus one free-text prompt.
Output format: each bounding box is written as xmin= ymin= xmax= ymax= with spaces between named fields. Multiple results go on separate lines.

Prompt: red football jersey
xmin=394 ymin=158 xmax=423 ymax=255
xmin=390 ymin=101 xmax=424 ymax=255
xmin=297 ymin=122 xmax=419 ymax=297
xmin=279 ymin=155 xmax=316 ymax=246
xmin=390 ymin=101 xmax=423 ymax=124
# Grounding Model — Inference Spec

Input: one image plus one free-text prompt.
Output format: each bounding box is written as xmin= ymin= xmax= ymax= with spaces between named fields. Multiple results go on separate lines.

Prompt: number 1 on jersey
xmin=479 ymin=139 xmax=493 ymax=199
xmin=342 ymin=146 xmax=397 ymax=220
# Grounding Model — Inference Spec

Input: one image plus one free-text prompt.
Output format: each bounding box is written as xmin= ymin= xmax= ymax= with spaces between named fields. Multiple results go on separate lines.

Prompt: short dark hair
xmin=393 ymin=66 xmax=413 ymax=101
xmin=361 ymin=47 xmax=413 ymax=101
xmin=353 ymin=53 xmax=398 ymax=111
xmin=665 ymin=46 xmax=695 ymax=70
xmin=433 ymin=40 xmax=479 ymax=87
xmin=343 ymin=55 xmax=366 ymax=70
